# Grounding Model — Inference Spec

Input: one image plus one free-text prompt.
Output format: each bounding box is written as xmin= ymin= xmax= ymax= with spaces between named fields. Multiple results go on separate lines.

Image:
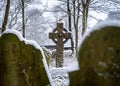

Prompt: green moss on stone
xmin=0 ymin=33 xmax=49 ymax=86
xmin=69 ymin=26 xmax=120 ymax=86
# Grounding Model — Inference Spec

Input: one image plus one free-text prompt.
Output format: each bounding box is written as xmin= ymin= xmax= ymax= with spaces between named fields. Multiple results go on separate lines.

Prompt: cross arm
xmin=63 ymin=33 xmax=71 ymax=39
xmin=49 ymin=33 xmax=58 ymax=44
xmin=49 ymin=33 xmax=58 ymax=39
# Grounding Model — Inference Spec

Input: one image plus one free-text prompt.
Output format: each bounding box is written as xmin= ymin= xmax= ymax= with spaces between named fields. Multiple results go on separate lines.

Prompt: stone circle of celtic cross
xmin=49 ymin=23 xmax=71 ymax=67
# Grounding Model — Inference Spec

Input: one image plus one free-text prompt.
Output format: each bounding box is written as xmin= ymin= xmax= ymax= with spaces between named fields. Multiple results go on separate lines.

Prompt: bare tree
xmin=1 ymin=0 xmax=10 ymax=32
xmin=72 ymin=0 xmax=81 ymax=54
xmin=55 ymin=0 xmax=120 ymax=54
xmin=21 ymin=0 xmax=25 ymax=37
xmin=82 ymin=0 xmax=90 ymax=35
xmin=8 ymin=0 xmax=21 ymax=29
xmin=67 ymin=0 xmax=74 ymax=53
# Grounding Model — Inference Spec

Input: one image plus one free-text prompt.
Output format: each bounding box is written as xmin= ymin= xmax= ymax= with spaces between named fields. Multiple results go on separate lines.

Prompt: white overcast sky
xmin=41 ymin=0 xmax=108 ymax=27
xmin=41 ymin=0 xmax=60 ymax=8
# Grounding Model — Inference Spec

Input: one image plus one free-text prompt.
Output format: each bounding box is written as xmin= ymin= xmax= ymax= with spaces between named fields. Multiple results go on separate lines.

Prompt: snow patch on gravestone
xmin=79 ymin=20 xmax=120 ymax=49
xmin=50 ymin=68 xmax=69 ymax=86
xmin=2 ymin=29 xmax=54 ymax=86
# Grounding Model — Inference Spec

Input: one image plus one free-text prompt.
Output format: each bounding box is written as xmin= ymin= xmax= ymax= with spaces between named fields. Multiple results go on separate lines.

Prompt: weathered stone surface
xmin=49 ymin=23 xmax=71 ymax=67
xmin=0 ymin=33 xmax=49 ymax=86
xmin=69 ymin=26 xmax=120 ymax=86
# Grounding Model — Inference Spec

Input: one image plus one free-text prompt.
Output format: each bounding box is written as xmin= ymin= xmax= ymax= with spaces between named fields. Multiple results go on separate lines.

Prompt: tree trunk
xmin=73 ymin=0 xmax=77 ymax=54
xmin=67 ymin=0 xmax=74 ymax=53
xmin=72 ymin=0 xmax=80 ymax=54
xmin=21 ymin=0 xmax=25 ymax=37
xmin=1 ymin=0 xmax=10 ymax=33
xmin=82 ymin=0 xmax=90 ymax=35
xmin=82 ymin=9 xmax=86 ymax=35
xmin=75 ymin=25 xmax=78 ymax=55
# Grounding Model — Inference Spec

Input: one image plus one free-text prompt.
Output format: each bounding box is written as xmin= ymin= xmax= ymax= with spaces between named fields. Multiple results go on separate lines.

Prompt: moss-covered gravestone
xmin=69 ymin=21 xmax=120 ymax=86
xmin=0 ymin=32 xmax=49 ymax=86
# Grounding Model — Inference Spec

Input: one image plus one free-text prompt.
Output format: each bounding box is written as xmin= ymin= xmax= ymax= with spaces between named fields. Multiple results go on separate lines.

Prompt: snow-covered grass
xmin=50 ymin=68 xmax=69 ymax=86
xmin=48 ymin=50 xmax=79 ymax=86
xmin=63 ymin=50 xmax=79 ymax=72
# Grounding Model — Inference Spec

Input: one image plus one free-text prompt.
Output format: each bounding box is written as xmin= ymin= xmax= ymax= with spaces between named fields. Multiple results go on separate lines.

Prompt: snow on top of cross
xmin=3 ymin=29 xmax=54 ymax=86
xmin=79 ymin=20 xmax=120 ymax=49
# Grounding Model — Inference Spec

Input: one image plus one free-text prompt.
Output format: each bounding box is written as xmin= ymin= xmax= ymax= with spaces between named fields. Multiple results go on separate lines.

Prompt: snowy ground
xmin=49 ymin=68 xmax=69 ymax=86
xmin=49 ymin=50 xmax=79 ymax=86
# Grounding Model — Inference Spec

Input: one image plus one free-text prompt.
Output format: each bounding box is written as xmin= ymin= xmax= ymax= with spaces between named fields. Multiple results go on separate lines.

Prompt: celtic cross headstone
xmin=49 ymin=22 xmax=71 ymax=67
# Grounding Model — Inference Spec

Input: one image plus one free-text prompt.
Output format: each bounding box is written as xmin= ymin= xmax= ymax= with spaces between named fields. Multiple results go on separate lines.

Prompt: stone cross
xmin=49 ymin=22 xmax=71 ymax=67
